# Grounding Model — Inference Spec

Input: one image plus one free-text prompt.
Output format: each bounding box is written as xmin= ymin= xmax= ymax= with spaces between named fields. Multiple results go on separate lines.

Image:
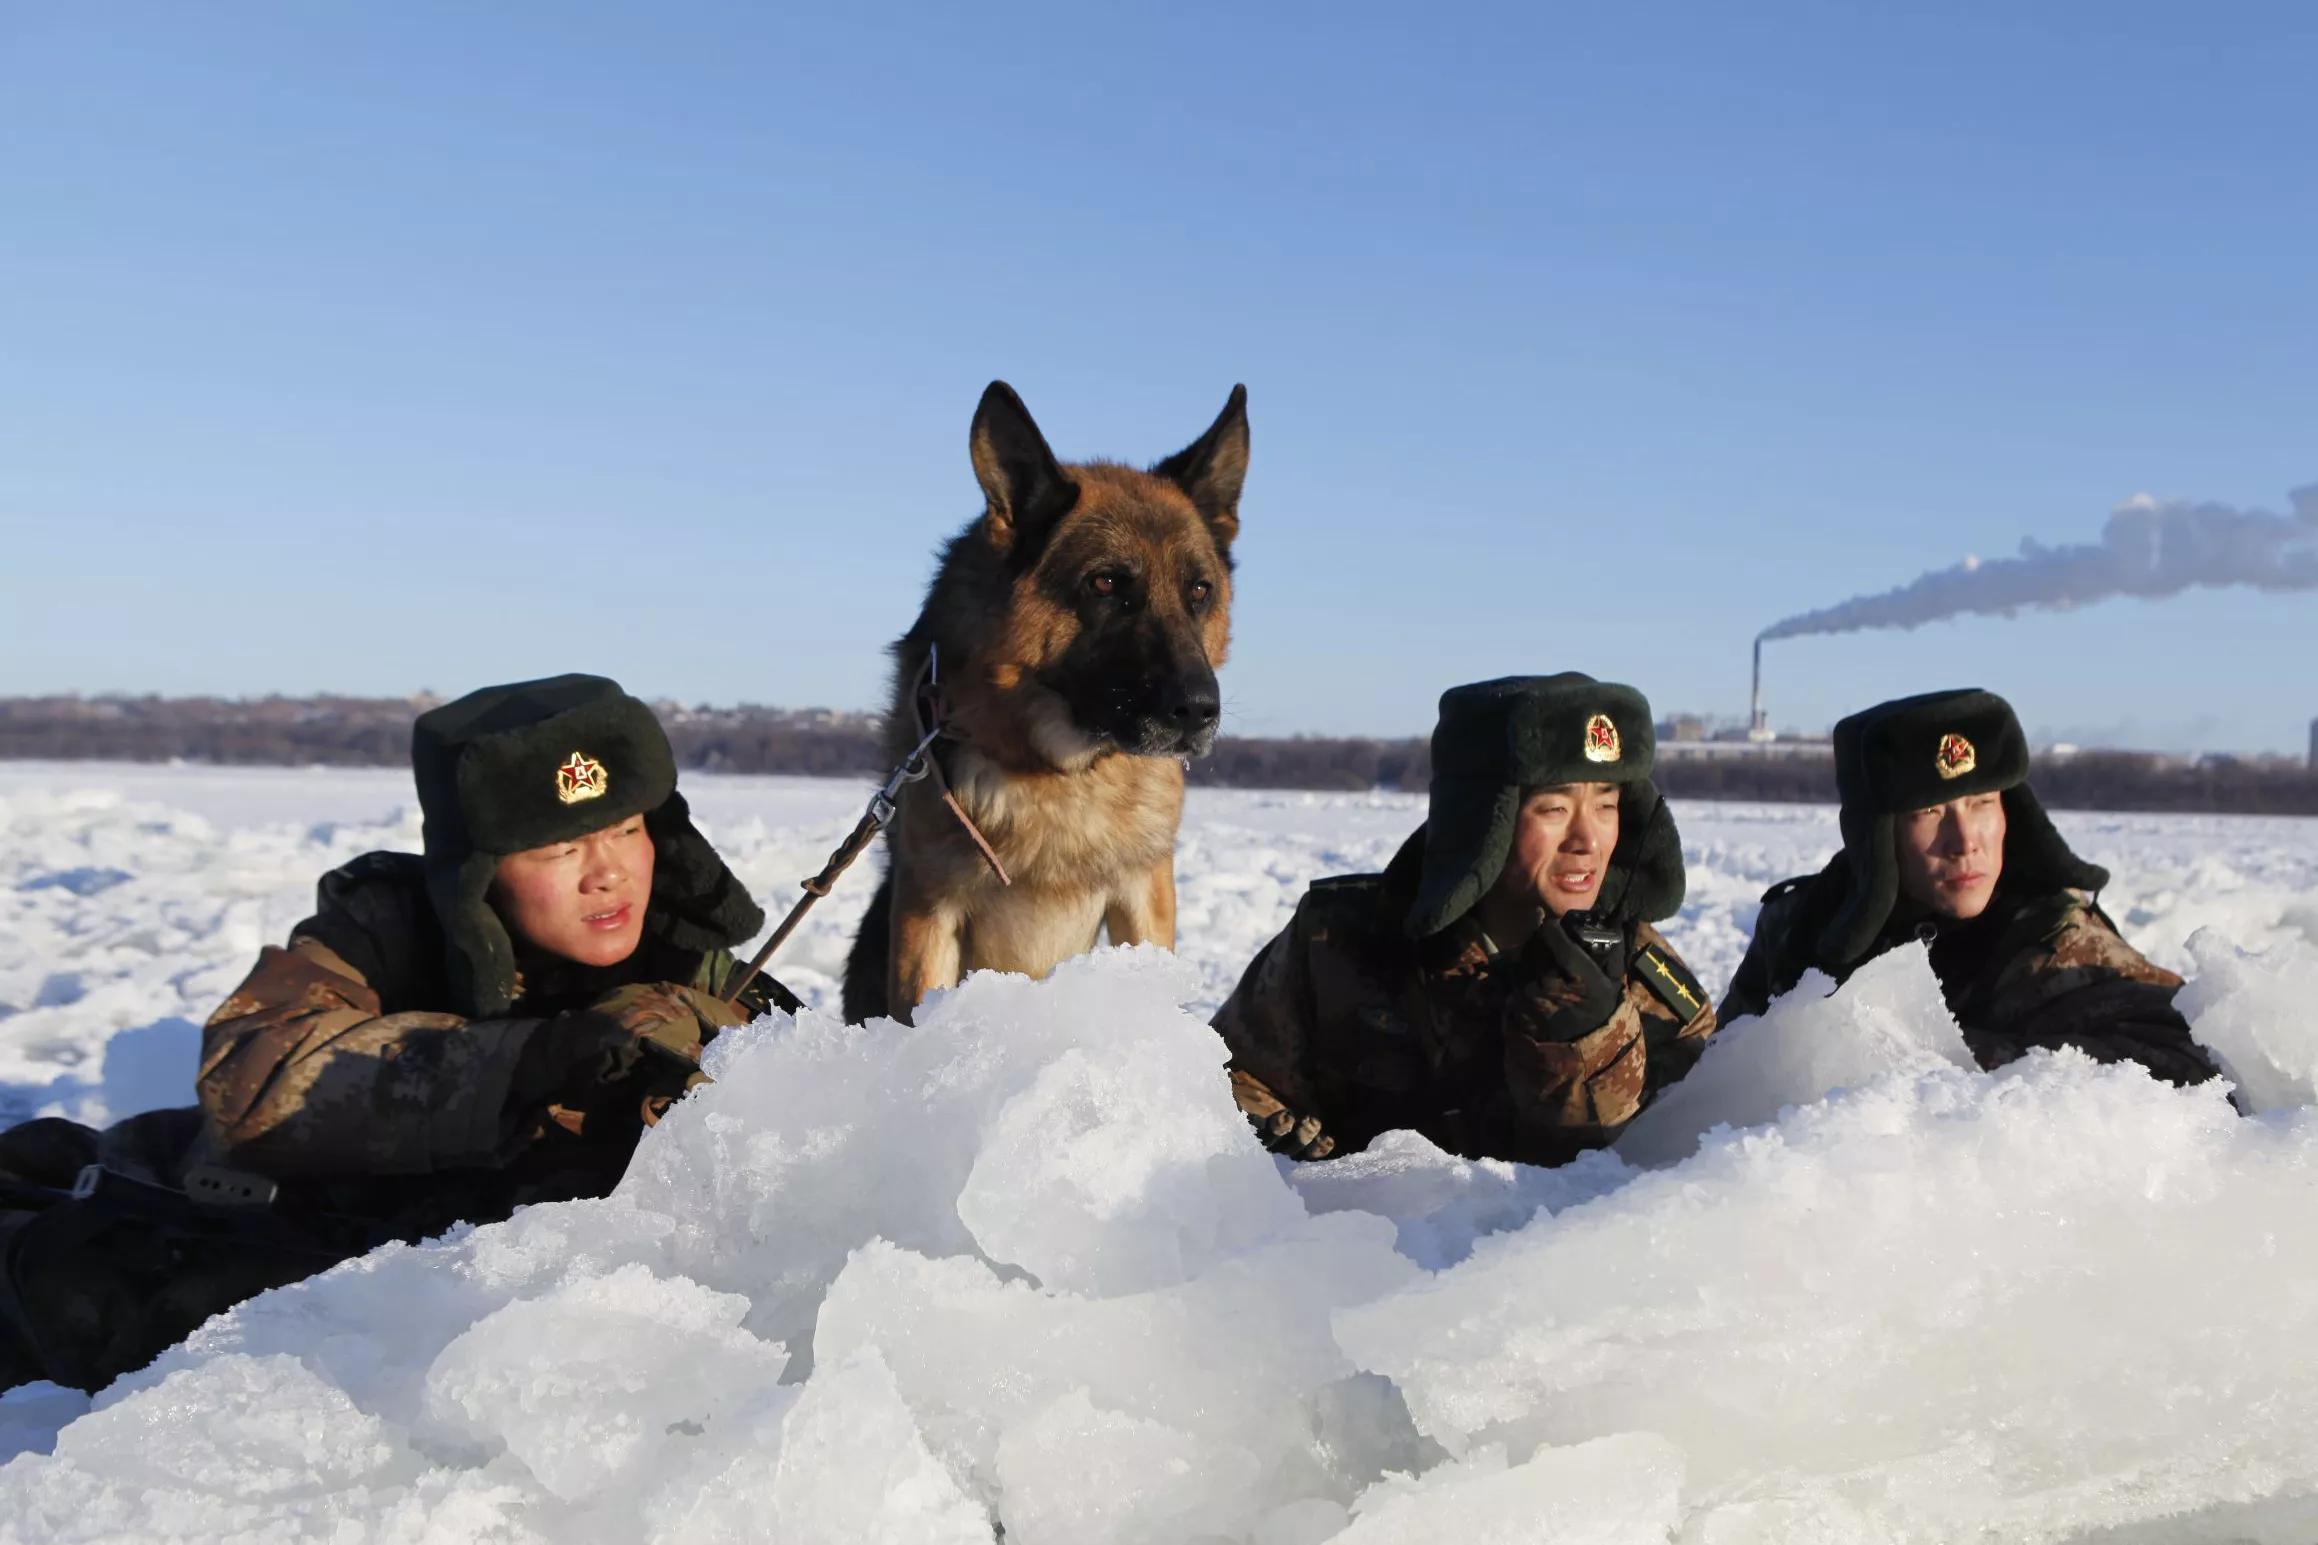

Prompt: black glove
xmin=1511 ymin=916 xmax=1628 ymax=1042
xmin=506 ymin=1014 xmax=704 ymax=1124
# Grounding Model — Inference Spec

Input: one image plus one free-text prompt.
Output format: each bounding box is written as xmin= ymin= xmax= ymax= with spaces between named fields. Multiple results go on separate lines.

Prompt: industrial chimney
xmin=1748 ymin=638 xmax=1773 ymax=742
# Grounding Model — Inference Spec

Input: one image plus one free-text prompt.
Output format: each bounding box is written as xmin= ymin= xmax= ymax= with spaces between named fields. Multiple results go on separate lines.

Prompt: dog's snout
xmin=1172 ymin=686 xmax=1221 ymax=728
xmin=1161 ymin=676 xmax=1221 ymax=730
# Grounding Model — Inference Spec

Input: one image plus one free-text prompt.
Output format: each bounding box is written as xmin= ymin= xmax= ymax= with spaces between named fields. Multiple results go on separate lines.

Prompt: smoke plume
xmin=1759 ymin=483 xmax=2318 ymax=643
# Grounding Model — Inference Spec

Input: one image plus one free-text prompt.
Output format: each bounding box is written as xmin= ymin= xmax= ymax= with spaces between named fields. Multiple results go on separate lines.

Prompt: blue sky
xmin=3 ymin=2 xmax=2312 ymax=753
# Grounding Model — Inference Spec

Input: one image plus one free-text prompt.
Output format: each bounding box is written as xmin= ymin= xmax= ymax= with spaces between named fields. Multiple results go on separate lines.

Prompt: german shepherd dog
xmin=840 ymin=381 xmax=1248 ymax=1023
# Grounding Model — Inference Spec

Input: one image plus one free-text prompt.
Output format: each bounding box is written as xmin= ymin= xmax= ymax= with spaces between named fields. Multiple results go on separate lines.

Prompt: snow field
xmin=3 ymin=764 xmax=2317 ymax=1541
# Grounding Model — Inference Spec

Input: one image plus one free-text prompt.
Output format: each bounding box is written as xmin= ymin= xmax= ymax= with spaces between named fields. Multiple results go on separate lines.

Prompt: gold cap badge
xmin=1934 ymin=733 xmax=1977 ymax=781
xmin=555 ymin=752 xmax=609 ymax=805
xmin=1583 ymin=713 xmax=1622 ymax=764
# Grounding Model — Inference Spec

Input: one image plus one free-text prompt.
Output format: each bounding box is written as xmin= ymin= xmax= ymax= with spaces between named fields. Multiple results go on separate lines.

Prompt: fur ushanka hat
xmin=1405 ymin=673 xmax=1686 ymax=938
xmin=1817 ymin=687 xmax=2104 ymax=966
xmin=411 ymin=674 xmax=764 ymax=1015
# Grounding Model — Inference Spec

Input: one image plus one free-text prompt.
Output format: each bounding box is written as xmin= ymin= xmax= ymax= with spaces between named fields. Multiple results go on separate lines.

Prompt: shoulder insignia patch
xmin=1635 ymin=943 xmax=1708 ymax=1020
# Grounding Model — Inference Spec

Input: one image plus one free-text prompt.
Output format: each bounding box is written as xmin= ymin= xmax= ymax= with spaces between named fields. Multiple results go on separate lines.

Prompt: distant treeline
xmin=0 ymin=695 xmax=892 ymax=779
xmin=1647 ymin=749 xmax=2318 ymax=816
xmin=6 ymin=696 xmax=2316 ymax=814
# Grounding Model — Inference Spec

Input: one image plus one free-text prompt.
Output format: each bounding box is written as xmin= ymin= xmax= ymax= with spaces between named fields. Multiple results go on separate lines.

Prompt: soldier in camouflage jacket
xmin=1214 ymin=675 xmax=1716 ymax=1166
xmin=1 ymin=675 xmax=793 ymax=1391
xmin=1719 ymin=688 xmax=2217 ymax=1088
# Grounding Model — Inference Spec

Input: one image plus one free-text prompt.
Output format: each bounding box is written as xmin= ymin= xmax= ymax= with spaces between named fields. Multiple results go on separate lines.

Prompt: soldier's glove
xmin=1511 ymin=918 xmax=1628 ymax=1043
xmin=1254 ymin=1107 xmax=1335 ymax=1162
xmin=584 ymin=981 xmax=750 ymax=1064
xmin=505 ymin=1017 xmax=696 ymax=1121
xmin=506 ymin=983 xmax=741 ymax=1128
xmin=1230 ymin=1070 xmax=1335 ymax=1161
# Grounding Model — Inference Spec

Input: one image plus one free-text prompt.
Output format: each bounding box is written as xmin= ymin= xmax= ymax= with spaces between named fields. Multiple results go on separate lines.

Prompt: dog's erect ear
xmin=1151 ymin=384 xmax=1249 ymax=551
xmin=970 ymin=381 xmax=1078 ymax=560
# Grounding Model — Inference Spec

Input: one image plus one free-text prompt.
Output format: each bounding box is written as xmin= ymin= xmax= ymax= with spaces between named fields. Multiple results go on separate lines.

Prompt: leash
xmin=910 ymin=652 xmax=1012 ymax=890
xmin=721 ymin=644 xmax=1008 ymax=1010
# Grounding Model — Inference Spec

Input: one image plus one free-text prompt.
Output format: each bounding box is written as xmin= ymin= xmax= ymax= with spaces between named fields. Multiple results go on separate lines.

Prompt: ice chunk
xmin=995 ymin=1387 xmax=1256 ymax=1545
xmin=1336 ymin=1435 xmax=1683 ymax=1545
xmin=2177 ymin=928 xmax=2318 ymax=1114
xmin=814 ymin=1220 xmax=1420 ymax=1530
xmin=654 ymin=1348 xmax=986 ymax=1544
xmin=1289 ymin=1128 xmax=1632 ymax=1269
xmin=0 ymin=1355 xmax=435 ymax=1541
xmin=621 ymin=946 xmax=1314 ymax=1344
xmin=957 ymin=1027 xmax=1309 ymax=1295
xmin=423 ymin=1264 xmax=787 ymax=1505
xmin=1617 ymin=943 xmax=1975 ymax=1166
xmin=61 ymin=1354 xmax=416 ymax=1499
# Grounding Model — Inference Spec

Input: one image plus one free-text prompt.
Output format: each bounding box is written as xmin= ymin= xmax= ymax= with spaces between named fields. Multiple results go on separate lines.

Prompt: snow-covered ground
xmin=2 ymin=761 xmax=2316 ymax=1541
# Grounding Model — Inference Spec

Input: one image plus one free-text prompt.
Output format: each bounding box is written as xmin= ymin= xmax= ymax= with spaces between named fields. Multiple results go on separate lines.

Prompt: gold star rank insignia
xmin=555 ymin=752 xmax=610 ymax=805
xmin=1934 ymin=733 xmax=1977 ymax=780
xmin=1582 ymin=713 xmax=1622 ymax=763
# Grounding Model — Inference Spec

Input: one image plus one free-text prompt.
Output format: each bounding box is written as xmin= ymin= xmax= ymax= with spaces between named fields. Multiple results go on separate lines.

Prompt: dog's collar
xmin=906 ymin=646 xmax=1009 ymax=885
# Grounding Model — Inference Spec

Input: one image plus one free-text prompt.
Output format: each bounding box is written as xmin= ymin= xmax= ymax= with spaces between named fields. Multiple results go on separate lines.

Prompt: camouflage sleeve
xmin=1210 ymin=905 xmax=1325 ymax=1128
xmin=1974 ymin=909 xmax=2220 ymax=1088
xmin=198 ymin=937 xmax=549 ymax=1178
xmin=1499 ymin=964 xmax=1645 ymax=1164
xmin=1499 ymin=929 xmax=1717 ymax=1163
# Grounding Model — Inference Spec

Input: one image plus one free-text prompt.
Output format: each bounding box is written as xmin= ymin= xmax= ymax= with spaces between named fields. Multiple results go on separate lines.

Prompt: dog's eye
xmin=1188 ymin=579 xmax=1213 ymax=607
xmin=1087 ymin=573 xmax=1119 ymax=598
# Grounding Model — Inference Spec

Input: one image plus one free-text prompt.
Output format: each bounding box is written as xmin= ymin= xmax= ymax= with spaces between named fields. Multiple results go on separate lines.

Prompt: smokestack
xmin=1749 ymin=637 xmax=1770 ymax=741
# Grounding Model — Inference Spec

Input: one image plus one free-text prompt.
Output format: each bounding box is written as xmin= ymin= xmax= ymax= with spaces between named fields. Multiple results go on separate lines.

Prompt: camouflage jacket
xmin=0 ymin=852 xmax=800 ymax=1391
xmin=1212 ymin=842 xmax=1716 ymax=1167
xmin=1721 ymin=875 xmax=2218 ymax=1087
xmin=192 ymin=851 xmax=783 ymax=1232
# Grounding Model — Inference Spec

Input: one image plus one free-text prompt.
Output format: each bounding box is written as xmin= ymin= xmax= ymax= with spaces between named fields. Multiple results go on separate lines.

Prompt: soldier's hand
xmin=583 ymin=981 xmax=748 ymax=1064
xmin=1255 ymin=1107 xmax=1335 ymax=1161
xmin=498 ymin=1014 xmax=695 ymax=1125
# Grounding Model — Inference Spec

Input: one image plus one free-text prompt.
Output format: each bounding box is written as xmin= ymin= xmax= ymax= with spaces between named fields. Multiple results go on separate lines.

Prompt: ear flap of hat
xmin=1405 ymin=778 xmax=1521 ymax=938
xmin=1999 ymin=784 xmax=2107 ymax=895
xmin=1597 ymin=780 xmax=1687 ymax=924
xmin=431 ymin=850 xmax=520 ymax=1018
xmin=1815 ymin=809 xmax=1899 ymax=969
xmin=1818 ymin=701 xmax=1902 ymax=968
xmin=643 ymin=790 xmax=767 ymax=953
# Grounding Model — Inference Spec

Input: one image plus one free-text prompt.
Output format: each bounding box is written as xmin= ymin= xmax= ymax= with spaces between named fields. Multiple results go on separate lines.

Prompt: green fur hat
xmin=1818 ymin=687 xmax=2105 ymax=965
xmin=412 ymin=674 xmax=764 ymax=1016
xmin=1405 ymin=673 xmax=1686 ymax=938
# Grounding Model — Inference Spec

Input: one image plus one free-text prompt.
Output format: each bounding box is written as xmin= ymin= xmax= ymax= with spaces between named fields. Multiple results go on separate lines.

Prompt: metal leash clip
xmin=722 ymin=645 xmax=993 ymax=1009
xmin=872 ymin=646 xmax=947 ymax=828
